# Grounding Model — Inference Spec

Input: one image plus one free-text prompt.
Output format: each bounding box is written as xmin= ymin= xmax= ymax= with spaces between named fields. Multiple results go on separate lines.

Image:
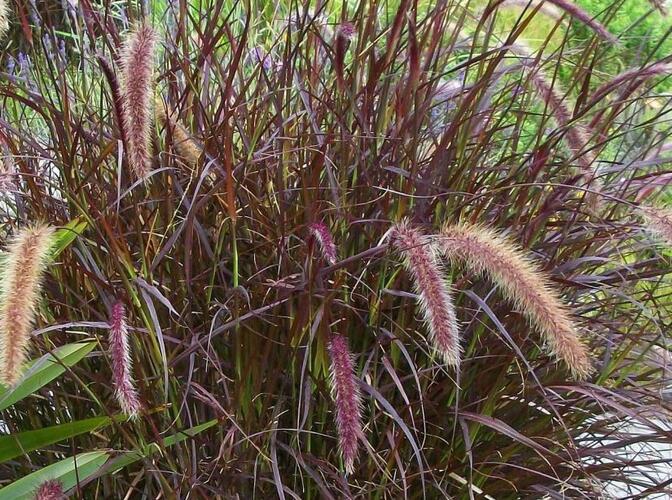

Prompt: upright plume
xmin=0 ymin=225 xmax=54 ymax=385
xmin=391 ymin=222 xmax=461 ymax=367
xmin=108 ymin=301 xmax=141 ymax=417
xmin=438 ymin=222 xmax=592 ymax=379
xmin=119 ymin=24 xmax=157 ymax=179
xmin=327 ymin=334 xmax=364 ymax=474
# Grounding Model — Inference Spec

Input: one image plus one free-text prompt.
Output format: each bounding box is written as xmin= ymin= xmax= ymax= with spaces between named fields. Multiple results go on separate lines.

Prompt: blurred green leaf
xmin=0 ymin=451 xmax=109 ymax=499
xmin=0 ymin=342 xmax=96 ymax=411
xmin=50 ymin=219 xmax=88 ymax=260
xmin=0 ymin=416 xmax=112 ymax=463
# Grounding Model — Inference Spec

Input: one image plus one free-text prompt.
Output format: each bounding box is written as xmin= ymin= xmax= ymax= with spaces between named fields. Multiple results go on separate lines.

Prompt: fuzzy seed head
xmin=34 ymin=479 xmax=65 ymax=500
xmin=328 ymin=334 xmax=363 ymax=474
xmin=639 ymin=205 xmax=672 ymax=248
xmin=438 ymin=223 xmax=592 ymax=379
xmin=120 ymin=24 xmax=157 ymax=179
xmin=0 ymin=224 xmax=54 ymax=386
xmin=109 ymin=301 xmax=141 ymax=417
xmin=0 ymin=0 xmax=9 ymax=38
xmin=308 ymin=222 xmax=338 ymax=265
xmin=392 ymin=222 xmax=461 ymax=367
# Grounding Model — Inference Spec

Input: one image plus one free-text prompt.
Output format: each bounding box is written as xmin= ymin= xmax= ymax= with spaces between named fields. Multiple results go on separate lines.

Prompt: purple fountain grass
xmin=545 ymin=0 xmax=618 ymax=43
xmin=33 ymin=479 xmax=65 ymax=500
xmin=119 ymin=23 xmax=157 ymax=179
xmin=586 ymin=61 xmax=672 ymax=109
xmin=0 ymin=224 xmax=54 ymax=386
xmin=639 ymin=205 xmax=672 ymax=247
xmin=327 ymin=333 xmax=364 ymax=474
xmin=392 ymin=222 xmax=461 ymax=368
xmin=308 ymin=222 xmax=338 ymax=265
xmin=525 ymin=63 xmax=603 ymax=207
xmin=438 ymin=223 xmax=592 ymax=379
xmin=109 ymin=301 xmax=141 ymax=417
xmin=98 ymin=55 xmax=128 ymax=154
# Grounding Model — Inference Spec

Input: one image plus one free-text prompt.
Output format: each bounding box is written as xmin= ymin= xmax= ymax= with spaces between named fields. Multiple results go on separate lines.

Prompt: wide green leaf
xmin=0 ymin=416 xmax=112 ymax=463
xmin=0 ymin=342 xmax=96 ymax=411
xmin=0 ymin=451 xmax=109 ymax=500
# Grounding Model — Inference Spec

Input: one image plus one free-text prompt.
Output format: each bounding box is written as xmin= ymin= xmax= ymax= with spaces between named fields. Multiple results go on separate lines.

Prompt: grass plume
xmin=119 ymin=24 xmax=157 ymax=179
xmin=327 ymin=334 xmax=364 ymax=474
xmin=34 ymin=479 xmax=65 ymax=500
xmin=108 ymin=301 xmax=141 ymax=417
xmin=639 ymin=205 xmax=672 ymax=247
xmin=392 ymin=222 xmax=461 ymax=368
xmin=0 ymin=225 xmax=54 ymax=386
xmin=0 ymin=0 xmax=8 ymax=38
xmin=438 ymin=223 xmax=592 ymax=379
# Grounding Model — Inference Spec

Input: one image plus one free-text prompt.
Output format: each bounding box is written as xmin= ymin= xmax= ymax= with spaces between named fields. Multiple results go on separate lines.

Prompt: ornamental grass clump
xmin=438 ymin=222 xmax=592 ymax=379
xmin=0 ymin=225 xmax=54 ymax=386
xmin=327 ymin=334 xmax=364 ymax=474
xmin=119 ymin=24 xmax=157 ymax=179
xmin=108 ymin=301 xmax=141 ymax=417
xmin=392 ymin=222 xmax=460 ymax=368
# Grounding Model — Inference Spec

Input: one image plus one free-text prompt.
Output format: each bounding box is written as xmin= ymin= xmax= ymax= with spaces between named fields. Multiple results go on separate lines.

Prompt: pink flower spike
xmin=309 ymin=222 xmax=338 ymax=265
xmin=328 ymin=334 xmax=364 ymax=474
xmin=109 ymin=301 xmax=141 ymax=418
xmin=34 ymin=479 xmax=65 ymax=500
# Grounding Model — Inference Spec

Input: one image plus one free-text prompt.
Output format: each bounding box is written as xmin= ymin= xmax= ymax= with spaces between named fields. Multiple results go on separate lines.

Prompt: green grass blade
xmin=0 ymin=416 xmax=112 ymax=463
xmin=0 ymin=451 xmax=109 ymax=499
xmin=0 ymin=342 xmax=96 ymax=411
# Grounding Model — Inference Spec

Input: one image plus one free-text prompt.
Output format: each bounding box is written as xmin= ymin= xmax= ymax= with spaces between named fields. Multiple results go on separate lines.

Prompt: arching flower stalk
xmin=438 ymin=222 xmax=592 ymax=379
xmin=327 ymin=333 xmax=363 ymax=474
xmin=109 ymin=301 xmax=141 ymax=417
xmin=392 ymin=222 xmax=461 ymax=367
xmin=0 ymin=224 xmax=54 ymax=386
xmin=119 ymin=24 xmax=157 ymax=179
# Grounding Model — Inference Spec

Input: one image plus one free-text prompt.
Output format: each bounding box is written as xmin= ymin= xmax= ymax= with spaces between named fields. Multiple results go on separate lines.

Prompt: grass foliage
xmin=0 ymin=0 xmax=671 ymax=497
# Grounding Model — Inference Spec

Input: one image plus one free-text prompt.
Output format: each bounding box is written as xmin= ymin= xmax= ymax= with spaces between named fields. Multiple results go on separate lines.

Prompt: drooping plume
xmin=33 ymin=479 xmax=65 ymax=500
xmin=119 ymin=24 xmax=157 ymax=179
xmin=108 ymin=301 xmax=141 ymax=417
xmin=0 ymin=0 xmax=9 ymax=38
xmin=308 ymin=222 xmax=338 ymax=265
xmin=544 ymin=0 xmax=618 ymax=43
xmin=327 ymin=333 xmax=363 ymax=474
xmin=0 ymin=225 xmax=54 ymax=386
xmin=499 ymin=0 xmax=564 ymax=20
xmin=392 ymin=222 xmax=461 ymax=367
xmin=155 ymin=97 xmax=202 ymax=169
xmin=438 ymin=223 xmax=592 ymax=379
xmin=586 ymin=61 xmax=672 ymax=109
xmin=639 ymin=205 xmax=672 ymax=248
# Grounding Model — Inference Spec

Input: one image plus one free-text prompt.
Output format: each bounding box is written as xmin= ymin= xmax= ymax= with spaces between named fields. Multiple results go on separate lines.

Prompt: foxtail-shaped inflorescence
xmin=392 ymin=222 xmax=461 ymax=367
xmin=639 ymin=205 xmax=672 ymax=248
xmin=155 ymin=97 xmax=202 ymax=170
xmin=438 ymin=223 xmax=592 ymax=379
xmin=119 ymin=23 xmax=157 ymax=179
xmin=327 ymin=333 xmax=363 ymax=475
xmin=109 ymin=301 xmax=141 ymax=417
xmin=545 ymin=0 xmax=618 ymax=43
xmin=308 ymin=222 xmax=338 ymax=265
xmin=0 ymin=224 xmax=54 ymax=386
xmin=33 ymin=479 xmax=65 ymax=500
xmin=0 ymin=0 xmax=9 ymax=38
